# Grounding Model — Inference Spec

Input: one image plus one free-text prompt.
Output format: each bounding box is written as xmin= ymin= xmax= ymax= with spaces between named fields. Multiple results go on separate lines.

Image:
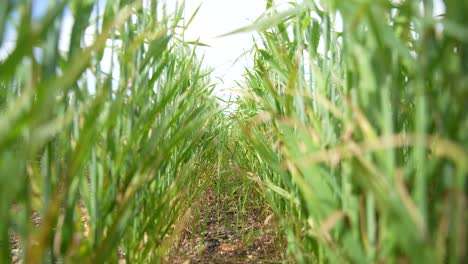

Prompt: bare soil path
xmin=169 ymin=187 xmax=286 ymax=264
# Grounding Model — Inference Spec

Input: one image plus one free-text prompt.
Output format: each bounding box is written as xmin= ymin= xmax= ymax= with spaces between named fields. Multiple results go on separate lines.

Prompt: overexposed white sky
xmin=183 ymin=0 xmax=268 ymax=97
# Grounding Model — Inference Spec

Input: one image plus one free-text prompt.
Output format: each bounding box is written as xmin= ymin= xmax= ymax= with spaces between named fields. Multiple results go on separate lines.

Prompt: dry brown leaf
xmin=219 ymin=243 xmax=239 ymax=252
xmin=319 ymin=211 xmax=347 ymax=241
xmin=263 ymin=213 xmax=274 ymax=226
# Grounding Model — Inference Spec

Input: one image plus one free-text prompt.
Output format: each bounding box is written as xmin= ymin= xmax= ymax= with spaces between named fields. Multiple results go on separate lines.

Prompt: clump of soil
xmin=169 ymin=189 xmax=287 ymax=263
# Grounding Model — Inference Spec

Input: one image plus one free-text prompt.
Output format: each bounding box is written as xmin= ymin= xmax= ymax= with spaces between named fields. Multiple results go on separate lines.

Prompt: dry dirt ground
xmin=167 ymin=188 xmax=287 ymax=264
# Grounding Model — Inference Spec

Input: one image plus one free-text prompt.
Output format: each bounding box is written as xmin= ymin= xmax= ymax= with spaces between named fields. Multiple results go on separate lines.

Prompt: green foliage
xmin=233 ymin=0 xmax=467 ymax=263
xmin=1 ymin=0 xmax=466 ymax=263
xmin=0 ymin=0 xmax=221 ymax=263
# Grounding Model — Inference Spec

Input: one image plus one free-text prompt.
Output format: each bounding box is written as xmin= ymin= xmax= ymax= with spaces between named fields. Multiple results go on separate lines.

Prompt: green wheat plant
xmin=232 ymin=0 xmax=467 ymax=263
xmin=0 ymin=0 xmax=222 ymax=263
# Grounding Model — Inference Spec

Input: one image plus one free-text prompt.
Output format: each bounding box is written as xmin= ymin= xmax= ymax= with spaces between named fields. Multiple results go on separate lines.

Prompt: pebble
xmin=203 ymin=238 xmax=219 ymax=249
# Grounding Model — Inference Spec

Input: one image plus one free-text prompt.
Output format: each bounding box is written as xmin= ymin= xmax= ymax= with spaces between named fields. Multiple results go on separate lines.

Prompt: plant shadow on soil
xmin=168 ymin=176 xmax=288 ymax=264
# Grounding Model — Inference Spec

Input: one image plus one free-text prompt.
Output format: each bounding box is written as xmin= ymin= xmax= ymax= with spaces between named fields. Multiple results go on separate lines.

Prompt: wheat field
xmin=0 ymin=0 xmax=466 ymax=263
